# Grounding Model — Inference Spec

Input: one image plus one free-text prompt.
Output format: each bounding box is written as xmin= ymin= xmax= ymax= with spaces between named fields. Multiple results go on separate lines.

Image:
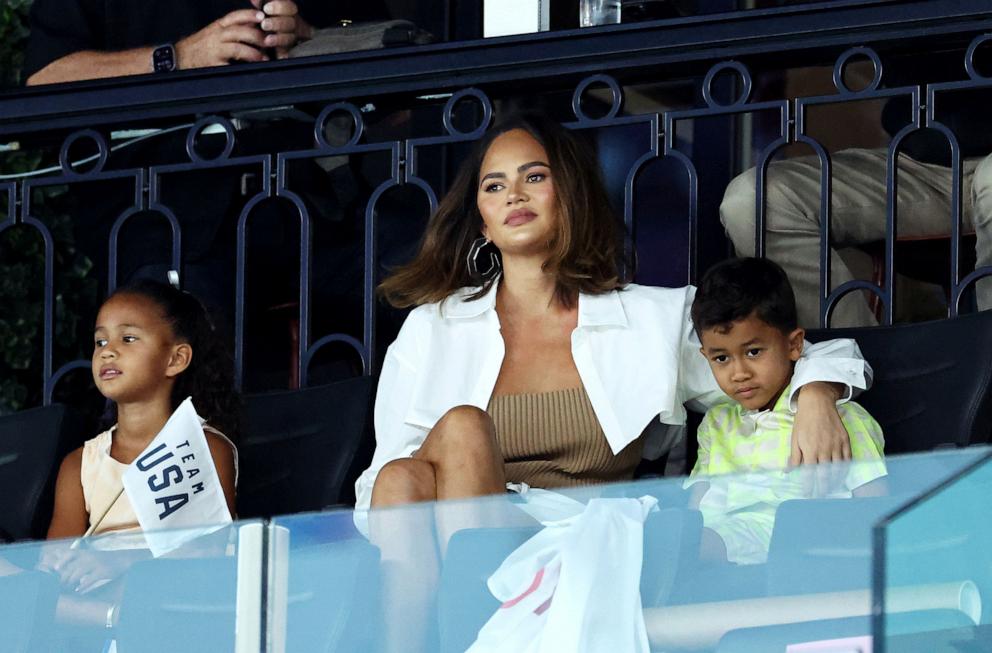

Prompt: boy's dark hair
xmin=691 ymin=257 xmax=799 ymax=335
xmin=104 ymin=279 xmax=240 ymax=439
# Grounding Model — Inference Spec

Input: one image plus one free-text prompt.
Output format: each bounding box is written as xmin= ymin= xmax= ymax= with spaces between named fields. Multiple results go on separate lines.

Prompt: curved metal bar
xmin=823 ymin=278 xmax=887 ymax=326
xmin=17 ymin=216 xmax=56 ymax=405
xmin=275 ymin=138 xmax=402 ymax=380
xmin=880 ymin=119 xmax=927 ymax=325
xmin=701 ymin=61 xmax=752 ymax=109
xmin=107 ymin=205 xmax=181 ymax=293
xmin=621 ymin=119 xmax=661 ymax=275
xmin=233 ymin=156 xmax=274 ymax=391
xmin=795 ymin=81 xmax=920 ymax=326
xmin=660 ymin=112 xmax=701 ymax=282
xmin=752 ymin=135 xmax=794 ymax=260
xmin=954 ymin=265 xmax=992 ymax=310
xmin=442 ymin=88 xmax=493 ymax=138
xmin=45 ymin=360 xmax=92 ymax=405
xmin=362 ymin=175 xmax=404 ymax=375
xmin=59 ymin=129 xmax=110 ymax=178
xmin=919 ymin=116 xmax=963 ymax=316
xmin=832 ymin=46 xmax=882 ymax=96
xmin=789 ymin=129 xmax=833 ymax=328
xmin=571 ymin=74 xmax=624 ymax=123
xmin=314 ymin=102 xmax=366 ymax=150
xmin=185 ymin=116 xmax=236 ymax=163
xmin=964 ymin=33 xmax=992 ymax=81
xmin=303 ymin=334 xmax=369 ymax=385
xmin=270 ymin=185 xmax=313 ymax=390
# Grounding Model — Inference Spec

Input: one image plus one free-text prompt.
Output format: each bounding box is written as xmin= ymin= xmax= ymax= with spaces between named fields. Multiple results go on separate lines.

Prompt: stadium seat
xmin=0 ymin=570 xmax=59 ymax=653
xmin=237 ymin=375 xmax=374 ymax=518
xmin=0 ymin=404 xmax=81 ymax=541
xmin=806 ymin=310 xmax=992 ymax=452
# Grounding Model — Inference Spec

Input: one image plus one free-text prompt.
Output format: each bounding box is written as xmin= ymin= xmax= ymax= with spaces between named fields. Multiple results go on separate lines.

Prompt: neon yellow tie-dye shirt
xmin=687 ymin=383 xmax=886 ymax=564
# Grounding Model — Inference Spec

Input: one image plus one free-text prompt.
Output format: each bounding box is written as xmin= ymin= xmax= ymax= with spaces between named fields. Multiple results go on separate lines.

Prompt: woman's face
xmin=476 ymin=128 xmax=558 ymax=258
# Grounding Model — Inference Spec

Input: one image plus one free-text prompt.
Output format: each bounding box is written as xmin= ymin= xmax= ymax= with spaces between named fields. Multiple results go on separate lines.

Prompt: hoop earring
xmin=466 ymin=237 xmax=501 ymax=282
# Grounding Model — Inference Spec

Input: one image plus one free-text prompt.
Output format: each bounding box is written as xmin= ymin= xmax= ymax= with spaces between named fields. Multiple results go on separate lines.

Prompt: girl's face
xmin=476 ymin=129 xmax=559 ymax=258
xmin=92 ymin=293 xmax=189 ymax=405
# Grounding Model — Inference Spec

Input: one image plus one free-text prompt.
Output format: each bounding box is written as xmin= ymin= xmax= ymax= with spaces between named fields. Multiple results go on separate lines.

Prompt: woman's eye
xmin=526 ymin=172 xmax=546 ymax=183
xmin=483 ymin=182 xmax=504 ymax=193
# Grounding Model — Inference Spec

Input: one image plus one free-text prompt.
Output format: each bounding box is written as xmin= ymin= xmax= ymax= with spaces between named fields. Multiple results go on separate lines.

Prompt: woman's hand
xmin=791 ymin=382 xmax=852 ymax=495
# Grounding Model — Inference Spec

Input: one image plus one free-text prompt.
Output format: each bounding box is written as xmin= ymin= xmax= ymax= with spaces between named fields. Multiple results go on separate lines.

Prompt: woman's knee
xmin=371 ymin=458 xmax=436 ymax=507
xmin=421 ymin=405 xmax=498 ymax=464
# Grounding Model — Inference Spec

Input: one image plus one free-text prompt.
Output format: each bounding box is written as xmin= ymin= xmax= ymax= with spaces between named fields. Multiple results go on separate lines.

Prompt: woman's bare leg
xmin=369 ymin=405 xmax=506 ymax=652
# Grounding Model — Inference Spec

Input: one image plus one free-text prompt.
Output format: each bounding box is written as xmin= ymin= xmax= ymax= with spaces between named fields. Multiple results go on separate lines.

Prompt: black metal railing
xmin=1 ymin=0 xmax=991 ymax=415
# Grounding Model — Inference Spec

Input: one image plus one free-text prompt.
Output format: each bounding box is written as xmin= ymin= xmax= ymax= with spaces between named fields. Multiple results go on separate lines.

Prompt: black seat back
xmin=806 ymin=310 xmax=992 ymax=452
xmin=0 ymin=404 xmax=79 ymax=541
xmin=237 ymin=375 xmax=374 ymax=518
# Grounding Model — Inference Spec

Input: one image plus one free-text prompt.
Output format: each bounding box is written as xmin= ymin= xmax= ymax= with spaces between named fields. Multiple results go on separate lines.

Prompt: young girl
xmin=47 ymin=279 xmax=239 ymax=544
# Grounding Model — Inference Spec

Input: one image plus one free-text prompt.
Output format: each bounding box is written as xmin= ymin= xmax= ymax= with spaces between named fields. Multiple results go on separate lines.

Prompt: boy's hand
xmin=792 ymin=382 xmax=852 ymax=496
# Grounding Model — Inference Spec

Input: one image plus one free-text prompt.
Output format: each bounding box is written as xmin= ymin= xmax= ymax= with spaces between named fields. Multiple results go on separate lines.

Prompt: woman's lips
xmin=505 ymin=209 xmax=537 ymax=226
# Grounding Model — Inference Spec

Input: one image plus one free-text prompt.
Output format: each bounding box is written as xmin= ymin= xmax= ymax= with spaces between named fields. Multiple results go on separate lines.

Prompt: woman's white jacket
xmin=354 ymin=283 xmax=871 ymax=512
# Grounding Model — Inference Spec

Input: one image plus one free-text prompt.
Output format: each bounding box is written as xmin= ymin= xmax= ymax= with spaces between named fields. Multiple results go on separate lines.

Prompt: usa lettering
xmin=134 ymin=441 xmax=204 ymax=520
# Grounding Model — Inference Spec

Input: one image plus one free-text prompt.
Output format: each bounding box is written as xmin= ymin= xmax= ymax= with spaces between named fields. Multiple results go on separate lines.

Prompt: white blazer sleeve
xmin=353 ymin=308 xmax=432 ymax=513
xmin=677 ymin=285 xmax=874 ymax=414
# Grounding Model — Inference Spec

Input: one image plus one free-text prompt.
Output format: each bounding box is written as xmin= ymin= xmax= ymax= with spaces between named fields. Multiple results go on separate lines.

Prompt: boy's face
xmin=698 ymin=312 xmax=805 ymax=411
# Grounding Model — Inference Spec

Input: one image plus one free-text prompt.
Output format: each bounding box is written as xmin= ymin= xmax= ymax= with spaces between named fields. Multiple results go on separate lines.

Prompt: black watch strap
xmin=152 ymin=43 xmax=176 ymax=73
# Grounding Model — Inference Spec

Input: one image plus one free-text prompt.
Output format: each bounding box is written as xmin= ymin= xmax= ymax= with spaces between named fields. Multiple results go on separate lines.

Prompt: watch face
xmin=153 ymin=44 xmax=176 ymax=73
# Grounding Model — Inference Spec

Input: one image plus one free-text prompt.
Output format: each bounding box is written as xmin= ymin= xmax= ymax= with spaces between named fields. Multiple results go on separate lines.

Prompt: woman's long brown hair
xmin=378 ymin=113 xmax=633 ymax=309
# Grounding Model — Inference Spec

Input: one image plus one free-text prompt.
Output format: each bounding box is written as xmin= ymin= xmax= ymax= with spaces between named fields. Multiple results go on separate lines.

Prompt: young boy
xmin=686 ymin=257 xmax=886 ymax=564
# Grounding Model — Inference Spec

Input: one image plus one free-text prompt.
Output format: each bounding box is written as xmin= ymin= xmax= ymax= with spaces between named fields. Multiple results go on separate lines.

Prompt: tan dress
xmin=80 ymin=424 xmax=237 ymax=541
xmin=487 ymin=386 xmax=644 ymax=489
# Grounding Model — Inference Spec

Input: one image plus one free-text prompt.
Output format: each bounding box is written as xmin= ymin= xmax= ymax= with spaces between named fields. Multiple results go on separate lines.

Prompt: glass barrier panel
xmin=268 ymin=448 xmax=984 ymax=653
xmin=875 ymin=448 xmax=992 ymax=653
xmin=0 ymin=519 xmax=264 ymax=653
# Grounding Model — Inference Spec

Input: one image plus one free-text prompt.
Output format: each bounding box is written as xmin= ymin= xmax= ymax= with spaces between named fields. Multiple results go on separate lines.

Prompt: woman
xmin=357 ymin=113 xmax=867 ymax=518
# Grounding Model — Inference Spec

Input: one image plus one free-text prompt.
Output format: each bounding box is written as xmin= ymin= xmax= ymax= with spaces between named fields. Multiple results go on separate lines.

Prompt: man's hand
xmin=175 ymin=10 xmax=270 ymax=70
xmin=251 ymin=0 xmax=314 ymax=59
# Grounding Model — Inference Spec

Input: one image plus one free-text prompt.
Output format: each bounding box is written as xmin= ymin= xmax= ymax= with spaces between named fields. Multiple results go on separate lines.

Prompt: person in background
xmin=719 ymin=53 xmax=992 ymax=328
xmin=23 ymin=0 xmax=388 ymax=85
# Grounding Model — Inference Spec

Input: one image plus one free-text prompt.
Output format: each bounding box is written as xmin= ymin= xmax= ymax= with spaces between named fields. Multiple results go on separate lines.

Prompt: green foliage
xmin=0 ymin=185 xmax=98 ymax=415
xmin=0 ymin=0 xmax=32 ymax=88
xmin=0 ymin=2 xmax=100 ymax=414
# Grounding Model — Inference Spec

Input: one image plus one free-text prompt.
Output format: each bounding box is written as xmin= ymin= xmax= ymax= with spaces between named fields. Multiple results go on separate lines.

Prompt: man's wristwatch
xmin=152 ymin=43 xmax=177 ymax=73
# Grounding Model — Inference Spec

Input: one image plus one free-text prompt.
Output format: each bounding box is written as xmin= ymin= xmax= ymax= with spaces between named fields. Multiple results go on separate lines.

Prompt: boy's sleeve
xmin=839 ymin=402 xmax=888 ymax=490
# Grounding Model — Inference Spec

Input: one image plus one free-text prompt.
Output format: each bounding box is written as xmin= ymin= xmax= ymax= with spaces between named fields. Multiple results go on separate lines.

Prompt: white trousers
xmin=720 ymin=148 xmax=992 ymax=327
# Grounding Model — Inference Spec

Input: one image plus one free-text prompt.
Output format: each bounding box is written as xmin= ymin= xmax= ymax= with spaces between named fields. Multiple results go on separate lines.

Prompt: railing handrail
xmin=1 ymin=0 xmax=990 ymax=137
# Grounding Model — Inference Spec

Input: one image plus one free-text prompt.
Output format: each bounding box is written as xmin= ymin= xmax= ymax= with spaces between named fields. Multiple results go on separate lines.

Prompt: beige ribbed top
xmin=487 ymin=386 xmax=644 ymax=489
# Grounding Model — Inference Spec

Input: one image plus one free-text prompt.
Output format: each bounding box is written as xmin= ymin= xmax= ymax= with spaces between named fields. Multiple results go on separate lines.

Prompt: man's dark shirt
xmin=24 ymin=0 xmax=389 ymax=79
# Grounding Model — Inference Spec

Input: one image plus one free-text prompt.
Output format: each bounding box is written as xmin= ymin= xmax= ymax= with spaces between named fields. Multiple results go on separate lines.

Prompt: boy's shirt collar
xmin=733 ymin=382 xmax=793 ymax=435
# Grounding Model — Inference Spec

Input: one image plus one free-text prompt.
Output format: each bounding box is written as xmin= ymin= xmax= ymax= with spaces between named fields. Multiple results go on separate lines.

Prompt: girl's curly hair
xmin=103 ymin=279 xmax=240 ymax=440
